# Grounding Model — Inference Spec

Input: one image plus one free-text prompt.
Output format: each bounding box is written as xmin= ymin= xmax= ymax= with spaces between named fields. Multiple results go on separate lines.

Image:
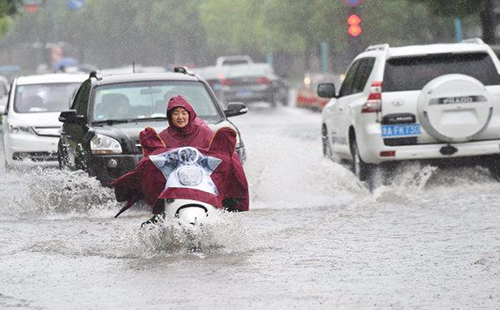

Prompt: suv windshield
xmin=92 ymin=81 xmax=222 ymax=123
xmin=383 ymin=52 xmax=500 ymax=92
xmin=14 ymin=83 xmax=81 ymax=113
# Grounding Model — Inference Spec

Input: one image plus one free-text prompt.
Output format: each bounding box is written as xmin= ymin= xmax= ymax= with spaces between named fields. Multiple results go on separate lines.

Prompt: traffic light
xmin=347 ymin=13 xmax=362 ymax=37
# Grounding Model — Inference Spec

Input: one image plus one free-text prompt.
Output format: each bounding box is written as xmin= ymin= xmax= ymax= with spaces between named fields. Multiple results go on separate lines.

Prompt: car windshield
xmin=92 ymin=81 xmax=222 ymax=123
xmin=383 ymin=52 xmax=500 ymax=92
xmin=14 ymin=83 xmax=81 ymax=113
xmin=223 ymin=64 xmax=273 ymax=78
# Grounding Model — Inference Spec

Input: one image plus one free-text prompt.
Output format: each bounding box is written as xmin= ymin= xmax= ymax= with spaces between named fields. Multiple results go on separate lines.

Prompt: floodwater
xmin=1 ymin=105 xmax=499 ymax=309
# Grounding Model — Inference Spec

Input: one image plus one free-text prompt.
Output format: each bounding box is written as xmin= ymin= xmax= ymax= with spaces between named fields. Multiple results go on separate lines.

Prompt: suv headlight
xmin=8 ymin=124 xmax=34 ymax=135
xmin=90 ymin=134 xmax=122 ymax=155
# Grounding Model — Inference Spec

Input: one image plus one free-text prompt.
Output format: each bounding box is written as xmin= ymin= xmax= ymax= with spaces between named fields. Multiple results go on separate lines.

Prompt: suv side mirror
xmin=317 ymin=83 xmax=336 ymax=98
xmin=59 ymin=110 xmax=86 ymax=124
xmin=224 ymin=102 xmax=248 ymax=117
xmin=0 ymin=105 xmax=6 ymax=115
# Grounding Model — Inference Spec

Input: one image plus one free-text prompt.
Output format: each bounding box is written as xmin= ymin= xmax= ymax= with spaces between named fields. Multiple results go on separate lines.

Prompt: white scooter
xmin=149 ymin=147 xmax=222 ymax=225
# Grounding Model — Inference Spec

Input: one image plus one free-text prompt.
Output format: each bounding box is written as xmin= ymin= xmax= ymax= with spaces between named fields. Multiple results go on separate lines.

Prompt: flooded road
xmin=1 ymin=106 xmax=499 ymax=309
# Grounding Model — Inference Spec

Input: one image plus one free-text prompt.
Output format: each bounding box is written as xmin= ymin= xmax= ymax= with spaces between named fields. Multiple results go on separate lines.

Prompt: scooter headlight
xmin=177 ymin=166 xmax=203 ymax=186
xmin=90 ymin=134 xmax=122 ymax=155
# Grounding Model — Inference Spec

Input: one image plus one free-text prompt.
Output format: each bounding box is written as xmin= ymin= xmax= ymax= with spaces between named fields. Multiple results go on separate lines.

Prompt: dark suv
xmin=58 ymin=69 xmax=247 ymax=185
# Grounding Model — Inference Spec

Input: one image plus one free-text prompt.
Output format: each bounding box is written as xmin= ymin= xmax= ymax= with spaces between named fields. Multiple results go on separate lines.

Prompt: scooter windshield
xmin=149 ymin=147 xmax=222 ymax=195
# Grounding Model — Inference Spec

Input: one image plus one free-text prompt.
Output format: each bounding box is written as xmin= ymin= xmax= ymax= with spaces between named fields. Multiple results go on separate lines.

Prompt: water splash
xmin=2 ymin=167 xmax=115 ymax=216
xmin=133 ymin=211 xmax=250 ymax=256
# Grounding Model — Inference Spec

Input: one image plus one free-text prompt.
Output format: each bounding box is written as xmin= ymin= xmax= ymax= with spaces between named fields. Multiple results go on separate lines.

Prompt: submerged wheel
xmin=322 ymin=125 xmax=332 ymax=158
xmin=57 ymin=140 xmax=69 ymax=170
xmin=487 ymin=156 xmax=500 ymax=181
xmin=351 ymin=139 xmax=373 ymax=182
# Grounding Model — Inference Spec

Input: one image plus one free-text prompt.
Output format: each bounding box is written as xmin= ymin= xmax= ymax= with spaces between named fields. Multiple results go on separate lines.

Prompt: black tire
xmin=351 ymin=139 xmax=374 ymax=182
xmin=322 ymin=126 xmax=333 ymax=158
xmin=57 ymin=139 xmax=72 ymax=170
xmin=488 ymin=157 xmax=500 ymax=181
xmin=269 ymin=92 xmax=278 ymax=108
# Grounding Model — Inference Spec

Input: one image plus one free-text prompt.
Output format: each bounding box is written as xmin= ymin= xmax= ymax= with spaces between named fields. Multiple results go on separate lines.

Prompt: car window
xmin=383 ymin=52 xmax=500 ymax=92
xmin=14 ymin=83 xmax=82 ymax=113
xmin=339 ymin=59 xmax=361 ymax=97
xmin=92 ymin=81 xmax=222 ymax=123
xmin=351 ymin=57 xmax=376 ymax=94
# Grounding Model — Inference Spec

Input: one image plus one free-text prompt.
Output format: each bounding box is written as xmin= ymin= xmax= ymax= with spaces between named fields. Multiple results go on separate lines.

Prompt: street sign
xmin=343 ymin=0 xmax=364 ymax=7
xmin=67 ymin=0 xmax=85 ymax=11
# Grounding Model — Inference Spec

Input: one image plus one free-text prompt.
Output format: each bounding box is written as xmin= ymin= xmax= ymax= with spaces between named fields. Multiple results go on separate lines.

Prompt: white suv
xmin=320 ymin=38 xmax=500 ymax=181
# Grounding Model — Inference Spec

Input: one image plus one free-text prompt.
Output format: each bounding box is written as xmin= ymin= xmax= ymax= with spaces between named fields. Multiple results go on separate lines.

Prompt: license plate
xmin=381 ymin=124 xmax=421 ymax=137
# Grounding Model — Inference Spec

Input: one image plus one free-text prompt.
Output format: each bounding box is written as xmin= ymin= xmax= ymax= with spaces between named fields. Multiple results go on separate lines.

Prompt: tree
xmin=412 ymin=0 xmax=496 ymax=43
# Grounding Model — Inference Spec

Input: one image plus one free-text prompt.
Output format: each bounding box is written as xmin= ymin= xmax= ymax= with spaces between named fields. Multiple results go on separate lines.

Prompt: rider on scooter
xmin=112 ymin=95 xmax=249 ymax=222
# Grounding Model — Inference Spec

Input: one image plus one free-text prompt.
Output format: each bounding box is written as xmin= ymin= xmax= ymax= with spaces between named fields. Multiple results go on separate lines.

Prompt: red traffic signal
xmin=347 ymin=14 xmax=362 ymax=37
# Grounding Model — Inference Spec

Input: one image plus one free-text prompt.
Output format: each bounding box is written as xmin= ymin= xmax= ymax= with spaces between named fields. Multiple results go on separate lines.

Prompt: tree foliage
xmin=0 ymin=0 xmax=478 ymax=72
xmin=411 ymin=0 xmax=482 ymax=17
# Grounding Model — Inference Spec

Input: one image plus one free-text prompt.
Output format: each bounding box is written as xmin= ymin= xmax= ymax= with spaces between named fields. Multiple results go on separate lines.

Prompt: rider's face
xmin=171 ymin=107 xmax=189 ymax=128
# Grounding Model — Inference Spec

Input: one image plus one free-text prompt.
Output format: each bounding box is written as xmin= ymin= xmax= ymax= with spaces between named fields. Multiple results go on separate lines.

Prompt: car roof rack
xmin=461 ymin=38 xmax=485 ymax=44
xmin=89 ymin=71 xmax=102 ymax=80
xmin=365 ymin=44 xmax=390 ymax=52
xmin=174 ymin=66 xmax=195 ymax=76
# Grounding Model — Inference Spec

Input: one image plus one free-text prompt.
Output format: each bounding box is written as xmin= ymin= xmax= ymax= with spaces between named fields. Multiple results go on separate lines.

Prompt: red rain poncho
xmin=112 ymin=127 xmax=249 ymax=217
xmin=158 ymin=95 xmax=214 ymax=149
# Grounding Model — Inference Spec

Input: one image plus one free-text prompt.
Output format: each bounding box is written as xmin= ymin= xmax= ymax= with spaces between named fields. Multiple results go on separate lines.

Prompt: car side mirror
xmin=224 ymin=102 xmax=248 ymax=117
xmin=0 ymin=105 xmax=6 ymax=115
xmin=317 ymin=83 xmax=336 ymax=98
xmin=59 ymin=110 xmax=86 ymax=124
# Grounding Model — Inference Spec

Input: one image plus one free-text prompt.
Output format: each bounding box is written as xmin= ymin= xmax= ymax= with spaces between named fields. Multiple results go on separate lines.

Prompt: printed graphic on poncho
xmin=149 ymin=147 xmax=222 ymax=195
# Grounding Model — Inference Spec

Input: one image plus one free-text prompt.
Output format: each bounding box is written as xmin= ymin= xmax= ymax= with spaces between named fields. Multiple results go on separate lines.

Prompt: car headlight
xmin=90 ymin=134 xmax=122 ymax=155
xmin=8 ymin=124 xmax=34 ymax=135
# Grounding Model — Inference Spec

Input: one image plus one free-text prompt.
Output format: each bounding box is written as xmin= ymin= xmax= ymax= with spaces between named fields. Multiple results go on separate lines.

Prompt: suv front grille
xmin=13 ymin=152 xmax=58 ymax=162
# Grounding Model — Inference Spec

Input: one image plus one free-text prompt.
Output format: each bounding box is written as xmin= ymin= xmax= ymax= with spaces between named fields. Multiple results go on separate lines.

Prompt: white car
xmin=320 ymin=38 xmax=500 ymax=181
xmin=1 ymin=73 xmax=87 ymax=168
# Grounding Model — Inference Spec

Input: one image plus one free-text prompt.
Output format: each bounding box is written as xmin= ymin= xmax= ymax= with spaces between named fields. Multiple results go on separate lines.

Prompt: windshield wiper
xmin=129 ymin=117 xmax=168 ymax=122
xmin=92 ymin=119 xmax=130 ymax=125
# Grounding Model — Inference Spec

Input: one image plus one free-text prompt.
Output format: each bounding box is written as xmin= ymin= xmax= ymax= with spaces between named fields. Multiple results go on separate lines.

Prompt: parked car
xmin=58 ymin=69 xmax=247 ymax=186
xmin=0 ymin=73 xmax=87 ymax=167
xmin=320 ymin=38 xmax=500 ymax=181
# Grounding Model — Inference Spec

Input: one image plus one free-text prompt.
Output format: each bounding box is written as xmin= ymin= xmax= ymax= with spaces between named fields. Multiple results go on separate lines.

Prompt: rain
xmin=0 ymin=1 xmax=500 ymax=309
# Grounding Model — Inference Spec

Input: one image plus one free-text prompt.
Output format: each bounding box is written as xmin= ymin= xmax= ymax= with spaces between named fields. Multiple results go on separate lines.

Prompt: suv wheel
xmin=487 ymin=156 xmax=500 ymax=181
xmin=322 ymin=125 xmax=332 ymax=158
xmin=351 ymin=139 xmax=373 ymax=181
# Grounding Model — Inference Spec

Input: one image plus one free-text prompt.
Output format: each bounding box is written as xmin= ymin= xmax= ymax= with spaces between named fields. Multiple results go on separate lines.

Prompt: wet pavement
xmin=0 ymin=105 xmax=499 ymax=309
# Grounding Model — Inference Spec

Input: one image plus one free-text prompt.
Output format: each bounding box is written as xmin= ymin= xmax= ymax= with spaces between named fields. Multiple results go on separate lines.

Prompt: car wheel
xmin=269 ymin=92 xmax=278 ymax=108
xmin=322 ymin=126 xmax=332 ymax=158
xmin=487 ymin=156 xmax=500 ymax=181
xmin=351 ymin=139 xmax=373 ymax=182
xmin=58 ymin=140 xmax=71 ymax=170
